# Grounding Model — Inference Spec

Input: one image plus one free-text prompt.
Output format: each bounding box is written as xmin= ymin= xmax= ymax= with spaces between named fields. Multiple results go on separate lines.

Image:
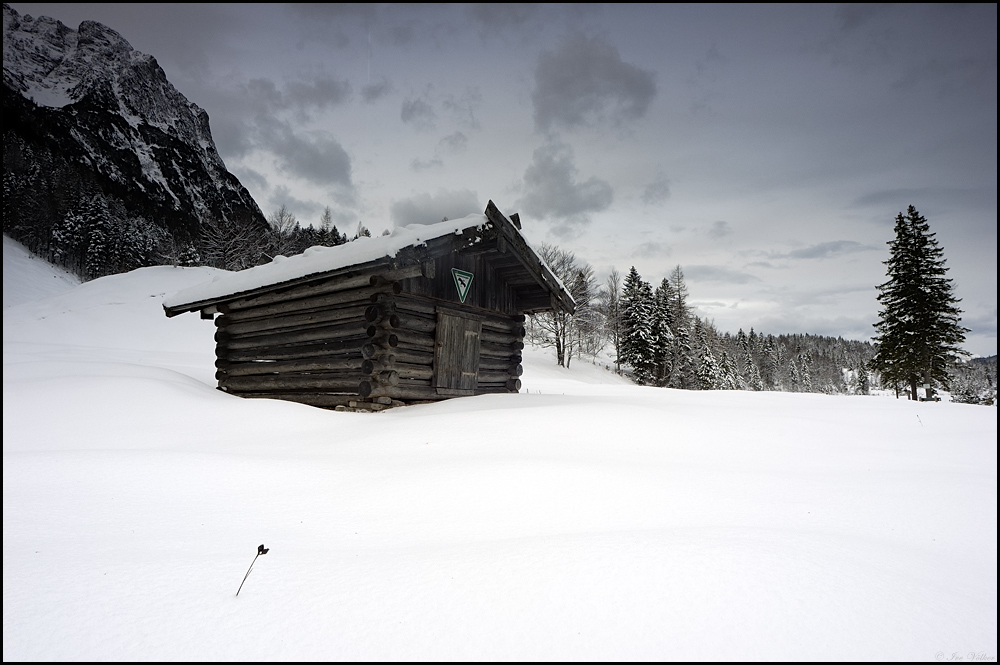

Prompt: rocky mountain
xmin=2 ymin=3 xmax=266 ymax=277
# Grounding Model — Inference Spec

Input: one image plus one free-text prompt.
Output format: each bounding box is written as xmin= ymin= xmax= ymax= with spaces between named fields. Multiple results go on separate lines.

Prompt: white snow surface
xmin=164 ymin=215 xmax=487 ymax=310
xmin=3 ymin=235 xmax=80 ymax=308
xmin=4 ymin=256 xmax=997 ymax=660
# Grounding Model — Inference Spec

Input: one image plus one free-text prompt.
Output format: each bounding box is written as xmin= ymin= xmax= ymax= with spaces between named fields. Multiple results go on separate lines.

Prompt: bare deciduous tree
xmin=598 ymin=267 xmax=623 ymax=373
xmin=200 ymin=213 xmax=267 ymax=271
xmin=266 ymin=205 xmax=300 ymax=259
xmin=527 ymin=244 xmax=605 ymax=367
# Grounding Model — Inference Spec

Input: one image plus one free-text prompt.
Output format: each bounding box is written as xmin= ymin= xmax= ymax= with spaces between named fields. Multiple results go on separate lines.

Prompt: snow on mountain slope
xmin=3 ymin=235 xmax=79 ymax=308
xmin=3 ymin=4 xmax=265 ymax=241
xmin=3 ymin=261 xmax=996 ymax=660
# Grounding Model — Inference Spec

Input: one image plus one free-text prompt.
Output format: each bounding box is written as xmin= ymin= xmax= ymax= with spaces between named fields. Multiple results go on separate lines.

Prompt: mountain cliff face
xmin=2 ymin=3 xmax=266 ymax=277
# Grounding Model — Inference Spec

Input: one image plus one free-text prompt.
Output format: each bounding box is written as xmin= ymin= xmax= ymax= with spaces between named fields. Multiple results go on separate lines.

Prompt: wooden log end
xmin=369 ymin=276 xmax=403 ymax=293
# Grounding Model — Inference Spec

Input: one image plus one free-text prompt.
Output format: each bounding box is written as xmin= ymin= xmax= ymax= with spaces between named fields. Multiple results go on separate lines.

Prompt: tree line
xmin=528 ymin=245 xmax=879 ymax=395
xmin=5 ymin=151 xmax=368 ymax=280
xmin=526 ymin=238 xmax=992 ymax=404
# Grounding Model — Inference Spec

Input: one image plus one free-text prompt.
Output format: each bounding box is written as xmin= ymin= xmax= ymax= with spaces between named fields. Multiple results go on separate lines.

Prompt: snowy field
xmin=3 ymin=236 xmax=996 ymax=661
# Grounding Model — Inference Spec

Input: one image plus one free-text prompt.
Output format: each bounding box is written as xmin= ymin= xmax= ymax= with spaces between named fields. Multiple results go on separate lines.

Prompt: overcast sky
xmin=12 ymin=3 xmax=998 ymax=355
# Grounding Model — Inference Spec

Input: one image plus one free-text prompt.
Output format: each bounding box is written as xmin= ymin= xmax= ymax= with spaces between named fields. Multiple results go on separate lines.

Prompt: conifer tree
xmin=51 ymin=210 xmax=86 ymax=273
xmin=798 ymin=350 xmax=813 ymax=392
xmin=651 ymin=278 xmax=674 ymax=385
xmin=665 ymin=266 xmax=695 ymax=389
xmin=694 ymin=319 xmax=724 ymax=390
xmin=83 ymin=196 xmax=113 ymax=279
xmin=872 ymin=205 xmax=968 ymax=399
xmin=177 ymin=243 xmax=201 ymax=267
xmin=620 ymin=267 xmax=655 ymax=383
xmin=719 ymin=350 xmax=741 ymax=390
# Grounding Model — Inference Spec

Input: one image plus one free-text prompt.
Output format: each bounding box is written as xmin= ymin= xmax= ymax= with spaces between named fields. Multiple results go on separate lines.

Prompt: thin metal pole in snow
xmin=236 ymin=544 xmax=269 ymax=596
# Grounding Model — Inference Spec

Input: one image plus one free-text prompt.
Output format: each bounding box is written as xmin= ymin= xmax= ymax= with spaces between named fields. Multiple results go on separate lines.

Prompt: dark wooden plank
xmin=220 ymin=372 xmax=366 ymax=392
xmin=433 ymin=310 xmax=482 ymax=392
xmin=220 ymin=285 xmax=396 ymax=322
xmin=218 ymin=304 xmax=372 ymax=336
xmin=164 ymin=257 xmax=415 ymax=316
xmin=217 ymin=356 xmax=366 ymax=376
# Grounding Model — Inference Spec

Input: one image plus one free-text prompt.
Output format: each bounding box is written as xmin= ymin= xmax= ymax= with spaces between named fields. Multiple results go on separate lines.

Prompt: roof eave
xmin=162 ymin=254 xmax=401 ymax=317
xmin=483 ymin=200 xmax=576 ymax=315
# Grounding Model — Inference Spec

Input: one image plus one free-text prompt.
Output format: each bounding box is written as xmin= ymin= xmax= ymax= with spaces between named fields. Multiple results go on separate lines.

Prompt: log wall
xmin=213 ymin=273 xmax=525 ymax=408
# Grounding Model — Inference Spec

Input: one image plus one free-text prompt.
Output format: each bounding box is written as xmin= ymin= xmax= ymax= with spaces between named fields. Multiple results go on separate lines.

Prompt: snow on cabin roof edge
xmin=163 ymin=214 xmax=487 ymax=311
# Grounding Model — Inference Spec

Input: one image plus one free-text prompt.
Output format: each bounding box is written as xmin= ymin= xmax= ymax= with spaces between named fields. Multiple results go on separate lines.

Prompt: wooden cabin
xmin=163 ymin=201 xmax=575 ymax=410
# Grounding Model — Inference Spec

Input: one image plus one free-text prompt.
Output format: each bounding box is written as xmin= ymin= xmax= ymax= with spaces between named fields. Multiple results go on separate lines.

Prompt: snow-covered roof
xmin=164 ymin=214 xmax=487 ymax=311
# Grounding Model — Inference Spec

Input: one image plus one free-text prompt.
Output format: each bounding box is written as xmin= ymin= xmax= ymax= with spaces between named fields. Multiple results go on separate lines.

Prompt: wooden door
xmin=433 ymin=309 xmax=482 ymax=395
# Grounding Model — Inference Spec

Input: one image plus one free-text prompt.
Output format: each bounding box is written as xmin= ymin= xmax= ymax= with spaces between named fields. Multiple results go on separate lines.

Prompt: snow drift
xmin=3 ymin=238 xmax=996 ymax=660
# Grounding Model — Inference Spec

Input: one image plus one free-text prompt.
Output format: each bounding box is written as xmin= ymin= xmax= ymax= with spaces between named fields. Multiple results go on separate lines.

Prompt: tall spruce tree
xmin=651 ymin=278 xmax=674 ymax=385
xmin=665 ymin=266 xmax=695 ymax=389
xmin=872 ymin=205 xmax=968 ymax=400
xmin=620 ymin=267 xmax=656 ymax=383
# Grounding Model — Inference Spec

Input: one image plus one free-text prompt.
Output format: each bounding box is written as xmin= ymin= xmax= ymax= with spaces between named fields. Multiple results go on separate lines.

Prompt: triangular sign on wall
xmin=451 ymin=268 xmax=474 ymax=303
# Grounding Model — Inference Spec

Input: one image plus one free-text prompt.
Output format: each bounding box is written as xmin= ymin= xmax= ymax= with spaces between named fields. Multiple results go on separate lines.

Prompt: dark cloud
xmin=245 ymin=76 xmax=351 ymax=113
xmin=708 ymin=220 xmax=732 ymax=239
xmin=410 ymin=157 xmax=443 ymax=172
xmin=518 ymin=142 xmax=613 ymax=236
xmin=632 ymin=241 xmax=671 ymax=259
xmin=400 ymin=97 xmax=436 ymax=130
xmin=407 ymin=132 xmax=467 ymax=172
xmin=851 ymin=187 xmax=997 ymax=214
xmin=361 ymin=78 xmax=391 ymax=103
xmin=466 ymin=3 xmax=538 ymax=31
xmin=642 ymin=178 xmax=670 ymax=205
xmin=287 ymin=3 xmax=377 ymax=45
xmin=390 ymin=22 xmax=416 ymax=46
xmin=245 ymin=78 xmax=284 ymax=108
xmin=390 ymin=189 xmax=480 ymax=227
xmin=782 ymin=241 xmax=874 ymax=260
xmin=684 ymin=265 xmax=760 ymax=284
xmin=254 ymin=117 xmax=352 ymax=189
xmin=893 ymin=56 xmax=996 ymax=100
xmin=532 ymin=34 xmax=656 ymax=131
xmin=289 ymin=3 xmax=377 ymax=24
xmin=268 ymin=184 xmax=322 ymax=220
xmin=438 ymin=131 xmax=468 ymax=153
xmin=693 ymin=44 xmax=725 ymax=77
xmin=837 ymin=4 xmax=892 ymax=31
xmin=746 ymin=241 xmax=877 ymax=261
xmin=284 ymin=78 xmax=351 ymax=110
xmin=442 ymin=88 xmax=482 ymax=129
xmin=231 ymin=166 xmax=268 ymax=192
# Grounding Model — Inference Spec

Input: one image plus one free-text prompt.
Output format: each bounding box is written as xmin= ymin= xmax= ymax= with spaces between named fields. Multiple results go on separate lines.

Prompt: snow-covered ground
xmin=2 ymin=236 xmax=80 ymax=309
xmin=3 ymin=239 xmax=996 ymax=660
